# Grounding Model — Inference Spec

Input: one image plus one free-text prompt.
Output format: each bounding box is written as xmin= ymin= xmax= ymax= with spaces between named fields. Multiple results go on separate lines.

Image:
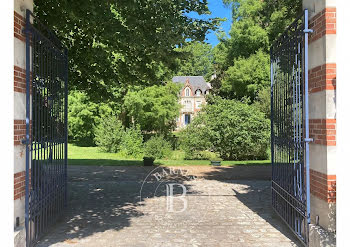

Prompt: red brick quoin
xmin=310 ymin=169 xmax=336 ymax=203
xmin=14 ymin=11 xmax=26 ymax=42
xmin=309 ymin=119 xmax=336 ymax=146
xmin=14 ymin=120 xmax=32 ymax=146
xmin=309 ymin=7 xmax=336 ymax=44
xmin=14 ymin=170 xmax=31 ymax=200
xmin=308 ymin=64 xmax=336 ymax=93
xmin=14 ymin=66 xmax=26 ymax=93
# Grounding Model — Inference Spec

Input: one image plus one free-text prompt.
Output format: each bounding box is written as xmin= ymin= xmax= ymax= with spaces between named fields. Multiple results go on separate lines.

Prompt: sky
xmin=188 ymin=0 xmax=233 ymax=47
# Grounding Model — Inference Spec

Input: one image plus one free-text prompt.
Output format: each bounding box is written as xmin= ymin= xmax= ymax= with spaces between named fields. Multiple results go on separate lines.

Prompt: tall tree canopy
xmin=35 ymin=0 xmax=220 ymax=102
xmin=174 ymin=42 xmax=214 ymax=81
xmin=212 ymin=0 xmax=302 ymax=100
xmin=123 ymin=83 xmax=182 ymax=134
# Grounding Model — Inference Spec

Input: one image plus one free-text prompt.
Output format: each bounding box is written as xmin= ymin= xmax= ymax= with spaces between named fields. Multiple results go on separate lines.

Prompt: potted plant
xmin=210 ymin=158 xmax=223 ymax=166
xmin=143 ymin=156 xmax=155 ymax=166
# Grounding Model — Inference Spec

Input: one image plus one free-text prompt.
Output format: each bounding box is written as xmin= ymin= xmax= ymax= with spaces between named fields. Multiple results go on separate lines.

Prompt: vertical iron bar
xmin=304 ymin=9 xmax=311 ymax=244
xmin=64 ymin=48 xmax=68 ymax=207
xmin=25 ymin=9 xmax=31 ymax=247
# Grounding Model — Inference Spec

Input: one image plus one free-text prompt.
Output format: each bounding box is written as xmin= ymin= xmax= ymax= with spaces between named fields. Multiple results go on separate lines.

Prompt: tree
xmin=68 ymin=90 xmax=117 ymax=146
xmin=94 ymin=116 xmax=125 ymax=153
xmin=220 ymin=49 xmax=270 ymax=101
xmin=174 ymin=42 xmax=214 ymax=81
xmin=34 ymin=0 xmax=220 ymax=102
xmin=68 ymin=91 xmax=98 ymax=146
xmin=214 ymin=0 xmax=302 ymax=100
xmin=123 ymin=82 xmax=182 ymax=134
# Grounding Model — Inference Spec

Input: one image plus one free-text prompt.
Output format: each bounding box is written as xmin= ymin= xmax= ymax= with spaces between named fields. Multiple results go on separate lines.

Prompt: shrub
xmin=178 ymin=116 xmax=212 ymax=160
xmin=119 ymin=125 xmax=144 ymax=158
xmin=180 ymin=97 xmax=270 ymax=160
xmin=144 ymin=135 xmax=172 ymax=159
xmin=94 ymin=116 xmax=124 ymax=153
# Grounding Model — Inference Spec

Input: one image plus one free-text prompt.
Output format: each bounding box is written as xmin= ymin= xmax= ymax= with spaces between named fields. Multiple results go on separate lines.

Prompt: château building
xmin=172 ymin=76 xmax=211 ymax=129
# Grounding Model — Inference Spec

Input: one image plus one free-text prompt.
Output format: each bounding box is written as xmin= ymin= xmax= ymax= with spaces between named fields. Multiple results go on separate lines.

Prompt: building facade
xmin=172 ymin=76 xmax=211 ymax=129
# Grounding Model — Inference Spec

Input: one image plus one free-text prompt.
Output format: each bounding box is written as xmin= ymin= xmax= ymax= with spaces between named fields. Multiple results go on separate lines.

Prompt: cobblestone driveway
xmin=37 ymin=165 xmax=300 ymax=247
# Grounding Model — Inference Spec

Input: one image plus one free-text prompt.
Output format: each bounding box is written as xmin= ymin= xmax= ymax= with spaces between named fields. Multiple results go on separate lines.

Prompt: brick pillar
xmin=303 ymin=0 xmax=336 ymax=233
xmin=14 ymin=0 xmax=33 ymax=229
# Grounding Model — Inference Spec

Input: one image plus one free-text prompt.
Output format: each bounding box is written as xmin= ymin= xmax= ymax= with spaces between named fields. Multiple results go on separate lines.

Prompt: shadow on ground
xmin=37 ymin=165 xmax=301 ymax=246
xmin=199 ymin=166 xmax=302 ymax=246
xmin=37 ymin=166 xmax=199 ymax=246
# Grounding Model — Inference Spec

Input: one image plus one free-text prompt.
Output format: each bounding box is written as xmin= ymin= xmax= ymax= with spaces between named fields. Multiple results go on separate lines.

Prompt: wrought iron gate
xmin=270 ymin=9 xmax=312 ymax=246
xmin=24 ymin=9 xmax=68 ymax=247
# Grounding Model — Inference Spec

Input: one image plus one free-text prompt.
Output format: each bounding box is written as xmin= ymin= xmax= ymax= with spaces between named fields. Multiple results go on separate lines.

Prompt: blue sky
xmin=188 ymin=0 xmax=232 ymax=47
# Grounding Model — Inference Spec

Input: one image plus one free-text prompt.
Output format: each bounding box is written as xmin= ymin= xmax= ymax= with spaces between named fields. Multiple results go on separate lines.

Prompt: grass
xmin=68 ymin=144 xmax=271 ymax=167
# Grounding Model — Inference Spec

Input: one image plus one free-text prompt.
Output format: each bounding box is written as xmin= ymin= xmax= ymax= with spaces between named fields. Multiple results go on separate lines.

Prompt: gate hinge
xmin=21 ymin=138 xmax=29 ymax=145
xmin=303 ymin=28 xmax=314 ymax=33
xmin=304 ymin=138 xmax=314 ymax=143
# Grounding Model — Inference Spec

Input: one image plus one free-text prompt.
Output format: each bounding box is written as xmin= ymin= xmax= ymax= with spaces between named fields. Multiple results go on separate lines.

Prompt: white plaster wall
xmin=14 ymin=0 xmax=33 ymax=13
xmin=310 ymin=194 xmax=336 ymax=232
xmin=309 ymin=90 xmax=336 ymax=119
xmin=303 ymin=0 xmax=337 ymax=234
xmin=14 ymin=92 xmax=32 ymax=120
xmin=303 ymin=0 xmax=336 ymax=19
xmin=14 ymin=198 xmax=26 ymax=227
xmin=309 ymin=145 xmax=336 ymax=175
xmin=308 ymin=35 xmax=336 ymax=70
xmin=14 ymin=38 xmax=26 ymax=68
xmin=14 ymin=0 xmax=34 ymax=230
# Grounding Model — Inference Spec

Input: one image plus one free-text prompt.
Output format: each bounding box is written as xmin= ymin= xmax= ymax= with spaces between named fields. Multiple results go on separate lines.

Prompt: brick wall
xmin=14 ymin=11 xmax=26 ymax=42
xmin=14 ymin=170 xmax=31 ymax=200
xmin=14 ymin=65 xmax=26 ymax=93
xmin=14 ymin=120 xmax=32 ymax=146
xmin=308 ymin=63 xmax=336 ymax=93
xmin=310 ymin=169 xmax=336 ymax=203
xmin=309 ymin=7 xmax=336 ymax=43
xmin=309 ymin=119 xmax=336 ymax=146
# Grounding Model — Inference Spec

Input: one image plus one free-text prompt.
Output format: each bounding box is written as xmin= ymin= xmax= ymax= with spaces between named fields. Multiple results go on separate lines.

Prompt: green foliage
xmin=220 ymin=50 xmax=270 ymax=100
xmin=35 ymin=0 xmax=220 ymax=102
xmin=119 ymin=125 xmax=144 ymax=158
xmin=253 ymin=87 xmax=271 ymax=118
xmin=68 ymin=91 xmax=98 ymax=146
xmin=124 ymin=83 xmax=182 ymax=134
xmin=178 ymin=115 xmax=212 ymax=159
xmin=94 ymin=116 xmax=124 ymax=153
xmin=68 ymin=90 xmax=117 ymax=146
xmin=214 ymin=0 xmax=302 ymax=100
xmin=174 ymin=42 xmax=215 ymax=81
xmin=181 ymin=97 xmax=269 ymax=160
xmin=144 ymin=135 xmax=172 ymax=159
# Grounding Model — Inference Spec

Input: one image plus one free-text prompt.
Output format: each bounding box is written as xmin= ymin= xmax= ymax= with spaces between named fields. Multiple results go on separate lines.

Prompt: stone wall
xmin=14 ymin=0 xmax=33 ymax=230
xmin=303 ymin=0 xmax=337 ymax=237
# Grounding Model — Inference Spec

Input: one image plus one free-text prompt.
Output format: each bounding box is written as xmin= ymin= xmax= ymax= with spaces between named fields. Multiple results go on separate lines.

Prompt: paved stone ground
xmin=37 ymin=165 xmax=301 ymax=247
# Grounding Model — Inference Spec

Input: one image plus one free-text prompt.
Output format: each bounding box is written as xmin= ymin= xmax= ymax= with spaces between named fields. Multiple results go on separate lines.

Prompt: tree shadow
xmin=198 ymin=165 xmax=303 ymax=247
xmin=36 ymin=165 xmax=198 ymax=246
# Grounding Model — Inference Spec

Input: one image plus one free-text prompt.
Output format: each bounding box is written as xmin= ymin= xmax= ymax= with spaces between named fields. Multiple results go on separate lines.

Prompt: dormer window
xmin=185 ymin=87 xmax=191 ymax=97
xmin=195 ymin=90 xmax=202 ymax=96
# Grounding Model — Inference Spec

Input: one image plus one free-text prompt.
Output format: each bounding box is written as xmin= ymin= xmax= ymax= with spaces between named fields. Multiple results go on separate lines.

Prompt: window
xmin=185 ymin=87 xmax=191 ymax=97
xmin=195 ymin=101 xmax=202 ymax=109
xmin=184 ymin=114 xmax=191 ymax=125
xmin=195 ymin=90 xmax=201 ymax=96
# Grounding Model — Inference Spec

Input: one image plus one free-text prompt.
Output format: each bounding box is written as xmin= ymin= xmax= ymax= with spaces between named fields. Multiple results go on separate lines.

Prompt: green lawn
xmin=68 ymin=144 xmax=271 ymax=166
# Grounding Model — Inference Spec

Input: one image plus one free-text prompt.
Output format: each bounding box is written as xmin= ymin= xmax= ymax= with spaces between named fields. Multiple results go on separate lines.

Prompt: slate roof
xmin=172 ymin=76 xmax=211 ymax=92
